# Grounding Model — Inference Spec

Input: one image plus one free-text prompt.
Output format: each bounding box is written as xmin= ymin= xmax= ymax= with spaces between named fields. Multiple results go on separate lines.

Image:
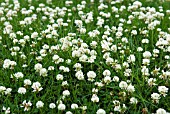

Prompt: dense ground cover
xmin=0 ymin=0 xmax=170 ymax=113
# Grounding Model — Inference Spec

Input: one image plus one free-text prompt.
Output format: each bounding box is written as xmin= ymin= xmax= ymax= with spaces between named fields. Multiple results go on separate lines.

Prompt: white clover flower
xmin=113 ymin=76 xmax=119 ymax=82
xmin=164 ymin=55 xmax=169 ymax=59
xmin=95 ymin=82 xmax=104 ymax=87
xmin=143 ymin=51 xmax=152 ymax=58
xmin=142 ymin=59 xmax=150 ymax=65
xmin=10 ymin=61 xmax=17 ymax=69
xmin=103 ymin=70 xmax=111 ymax=76
xmin=39 ymin=68 xmax=48 ymax=77
xmin=103 ymin=52 xmax=110 ymax=59
xmin=131 ymin=30 xmax=137 ymax=35
xmin=62 ymin=90 xmax=70 ymax=96
xmin=62 ymin=81 xmax=68 ymax=86
xmin=56 ymin=100 xmax=63 ymax=104
xmin=128 ymin=54 xmax=136 ymax=63
xmin=127 ymin=84 xmax=135 ymax=93
xmin=141 ymin=66 xmax=150 ymax=76
xmin=20 ymin=21 xmax=25 ymax=25
xmin=116 ymin=31 xmax=123 ymax=38
xmin=106 ymin=57 xmax=113 ymax=65
xmin=18 ymin=87 xmax=26 ymax=94
xmin=156 ymin=108 xmax=167 ymax=114
xmin=34 ymin=63 xmax=42 ymax=72
xmin=58 ymin=103 xmax=66 ymax=111
xmin=148 ymin=78 xmax=157 ymax=86
xmin=87 ymin=71 xmax=96 ymax=81
xmin=133 ymin=1 xmax=142 ymax=7
xmin=66 ymin=111 xmax=73 ymax=114
xmin=91 ymin=94 xmax=99 ymax=102
xmin=21 ymin=55 xmax=27 ymax=60
xmin=59 ymin=66 xmax=65 ymax=71
xmin=4 ymin=88 xmax=12 ymax=95
xmin=124 ymin=69 xmax=132 ymax=77
xmin=49 ymin=103 xmax=56 ymax=109
xmin=48 ymin=66 xmax=54 ymax=71
xmin=31 ymin=82 xmax=43 ymax=92
xmin=19 ymin=39 xmax=26 ymax=46
xmin=92 ymin=88 xmax=98 ymax=93
xmin=79 ymin=54 xmax=88 ymax=62
xmin=13 ymin=72 xmax=24 ymax=79
xmin=65 ymin=1 xmax=73 ymax=6
xmin=90 ymin=41 xmax=98 ymax=48
xmin=31 ymin=32 xmax=38 ymax=38
xmin=0 ymin=86 xmax=6 ymax=92
xmin=75 ymin=71 xmax=84 ymax=80
xmin=90 ymin=50 xmax=97 ymax=56
xmin=36 ymin=101 xmax=44 ymax=108
xmin=130 ymin=97 xmax=138 ymax=104
xmin=52 ymin=55 xmax=60 ymax=61
xmin=42 ymin=44 xmax=49 ymax=50
xmin=66 ymin=59 xmax=71 ymax=64
xmin=104 ymin=76 xmax=112 ymax=84
xmin=137 ymin=47 xmax=143 ymax=52
xmin=11 ymin=52 xmax=17 ymax=56
xmin=79 ymin=28 xmax=86 ymax=34
xmin=122 ymin=37 xmax=128 ymax=43
xmin=151 ymin=68 xmax=160 ymax=76
xmin=114 ymin=105 xmax=121 ymax=112
xmin=24 ymin=79 xmax=32 ymax=86
xmin=21 ymin=100 xmax=32 ymax=111
xmin=75 ymin=20 xmax=83 ymax=28
xmin=3 ymin=60 xmax=11 ymax=67
xmin=57 ymin=18 xmax=63 ymax=26
xmin=71 ymin=103 xmax=78 ymax=109
xmin=23 ymin=35 xmax=30 ymax=41
xmin=36 ymin=56 xmax=43 ymax=62
xmin=122 ymin=104 xmax=127 ymax=113
xmin=123 ymin=62 xmax=129 ymax=68
xmin=40 ymin=49 xmax=47 ymax=57
xmin=88 ymin=56 xmax=96 ymax=63
xmin=73 ymin=63 xmax=82 ymax=71
xmin=142 ymin=39 xmax=149 ymax=44
xmin=127 ymin=20 xmax=132 ymax=24
xmin=119 ymin=81 xmax=128 ymax=89
xmin=158 ymin=86 xmax=169 ymax=97
xmin=153 ymin=49 xmax=160 ymax=57
xmin=96 ymin=109 xmax=106 ymax=114
xmin=151 ymin=93 xmax=160 ymax=103
xmin=80 ymin=106 xmax=87 ymax=110
xmin=56 ymin=74 xmax=64 ymax=80
xmin=2 ymin=106 xmax=10 ymax=114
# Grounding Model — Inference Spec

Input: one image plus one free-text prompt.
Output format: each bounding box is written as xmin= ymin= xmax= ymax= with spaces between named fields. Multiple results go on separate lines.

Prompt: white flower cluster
xmin=0 ymin=0 xmax=170 ymax=113
xmin=3 ymin=59 xmax=17 ymax=69
xmin=0 ymin=86 xmax=12 ymax=95
xmin=34 ymin=63 xmax=48 ymax=77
